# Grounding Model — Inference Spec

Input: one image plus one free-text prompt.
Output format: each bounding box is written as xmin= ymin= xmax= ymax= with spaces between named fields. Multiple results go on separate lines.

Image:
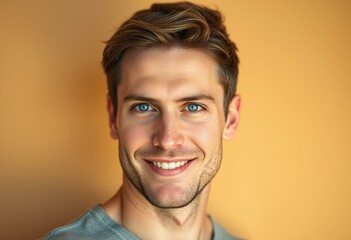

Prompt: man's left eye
xmin=185 ymin=103 xmax=203 ymax=112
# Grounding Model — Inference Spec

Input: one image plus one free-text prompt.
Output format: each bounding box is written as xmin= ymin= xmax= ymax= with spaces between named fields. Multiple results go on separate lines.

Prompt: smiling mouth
xmin=152 ymin=161 xmax=189 ymax=170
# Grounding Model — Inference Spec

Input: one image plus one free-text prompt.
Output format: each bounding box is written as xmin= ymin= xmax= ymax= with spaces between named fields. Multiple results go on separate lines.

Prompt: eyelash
xmin=132 ymin=103 xmax=156 ymax=113
xmin=130 ymin=102 xmax=206 ymax=114
xmin=183 ymin=103 xmax=205 ymax=113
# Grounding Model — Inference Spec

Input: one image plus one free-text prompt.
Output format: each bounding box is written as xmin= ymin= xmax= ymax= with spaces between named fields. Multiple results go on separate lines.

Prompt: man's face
xmin=109 ymin=47 xmax=238 ymax=209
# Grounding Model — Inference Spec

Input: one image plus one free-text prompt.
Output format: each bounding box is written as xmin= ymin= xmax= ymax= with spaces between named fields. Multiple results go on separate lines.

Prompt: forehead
xmin=119 ymin=47 xmax=222 ymax=98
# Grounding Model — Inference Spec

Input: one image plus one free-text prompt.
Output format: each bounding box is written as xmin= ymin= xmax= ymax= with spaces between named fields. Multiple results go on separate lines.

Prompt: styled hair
xmin=102 ymin=1 xmax=239 ymax=116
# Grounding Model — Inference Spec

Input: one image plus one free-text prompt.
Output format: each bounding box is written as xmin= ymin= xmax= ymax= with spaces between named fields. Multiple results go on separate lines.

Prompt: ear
xmin=222 ymin=95 xmax=241 ymax=140
xmin=107 ymin=95 xmax=119 ymax=140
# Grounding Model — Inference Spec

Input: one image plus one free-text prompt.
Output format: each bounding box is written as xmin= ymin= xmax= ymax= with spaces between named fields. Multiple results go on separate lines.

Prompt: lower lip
xmin=145 ymin=160 xmax=193 ymax=177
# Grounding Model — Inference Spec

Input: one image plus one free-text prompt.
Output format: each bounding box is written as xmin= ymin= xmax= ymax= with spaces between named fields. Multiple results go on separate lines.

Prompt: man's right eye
xmin=133 ymin=103 xmax=154 ymax=112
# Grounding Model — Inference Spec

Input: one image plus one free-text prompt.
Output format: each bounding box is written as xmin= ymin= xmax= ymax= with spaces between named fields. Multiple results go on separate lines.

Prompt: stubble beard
xmin=118 ymin=141 xmax=223 ymax=209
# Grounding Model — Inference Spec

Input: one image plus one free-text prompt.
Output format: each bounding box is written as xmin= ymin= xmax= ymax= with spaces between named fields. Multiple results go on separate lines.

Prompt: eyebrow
xmin=123 ymin=93 xmax=215 ymax=103
xmin=175 ymin=94 xmax=215 ymax=103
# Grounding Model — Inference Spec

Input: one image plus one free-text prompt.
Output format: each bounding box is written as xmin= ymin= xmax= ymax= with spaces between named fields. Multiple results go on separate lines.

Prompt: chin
xmin=143 ymin=183 xmax=203 ymax=209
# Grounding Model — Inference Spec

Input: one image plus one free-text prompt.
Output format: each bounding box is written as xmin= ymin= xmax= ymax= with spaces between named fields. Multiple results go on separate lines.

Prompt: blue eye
xmin=134 ymin=103 xmax=154 ymax=112
xmin=186 ymin=103 xmax=203 ymax=112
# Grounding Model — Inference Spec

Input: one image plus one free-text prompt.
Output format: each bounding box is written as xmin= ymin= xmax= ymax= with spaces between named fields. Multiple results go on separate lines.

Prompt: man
xmin=44 ymin=1 xmax=240 ymax=239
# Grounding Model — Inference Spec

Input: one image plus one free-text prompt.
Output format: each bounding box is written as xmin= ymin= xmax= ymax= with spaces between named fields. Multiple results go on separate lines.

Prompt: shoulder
xmin=211 ymin=217 xmax=239 ymax=240
xmin=42 ymin=205 xmax=138 ymax=240
xmin=42 ymin=209 xmax=95 ymax=240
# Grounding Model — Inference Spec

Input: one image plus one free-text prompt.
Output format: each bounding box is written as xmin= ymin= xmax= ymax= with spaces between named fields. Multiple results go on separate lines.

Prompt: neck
xmin=102 ymin=177 xmax=213 ymax=240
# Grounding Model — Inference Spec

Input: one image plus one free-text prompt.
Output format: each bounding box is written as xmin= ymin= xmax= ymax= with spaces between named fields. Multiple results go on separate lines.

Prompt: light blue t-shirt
xmin=43 ymin=205 xmax=237 ymax=240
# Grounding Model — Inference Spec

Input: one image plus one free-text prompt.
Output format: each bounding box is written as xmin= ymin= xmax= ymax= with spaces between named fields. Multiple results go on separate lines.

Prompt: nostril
xmin=152 ymin=131 xmax=184 ymax=150
xmin=151 ymin=115 xmax=184 ymax=150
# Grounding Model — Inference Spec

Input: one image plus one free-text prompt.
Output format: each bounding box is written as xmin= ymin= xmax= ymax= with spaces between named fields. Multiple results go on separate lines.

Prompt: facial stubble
xmin=118 ymin=140 xmax=223 ymax=209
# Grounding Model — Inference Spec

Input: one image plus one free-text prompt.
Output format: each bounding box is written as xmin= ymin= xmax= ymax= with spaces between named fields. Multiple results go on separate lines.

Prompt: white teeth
xmin=161 ymin=162 xmax=168 ymax=169
xmin=168 ymin=162 xmax=176 ymax=169
xmin=152 ymin=161 xmax=188 ymax=170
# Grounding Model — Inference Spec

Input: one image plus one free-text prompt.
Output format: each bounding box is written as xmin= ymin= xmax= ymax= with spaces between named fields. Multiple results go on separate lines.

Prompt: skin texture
xmin=104 ymin=47 xmax=240 ymax=240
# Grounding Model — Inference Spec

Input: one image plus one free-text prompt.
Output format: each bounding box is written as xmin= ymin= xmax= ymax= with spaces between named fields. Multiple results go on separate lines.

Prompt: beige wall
xmin=1 ymin=0 xmax=350 ymax=239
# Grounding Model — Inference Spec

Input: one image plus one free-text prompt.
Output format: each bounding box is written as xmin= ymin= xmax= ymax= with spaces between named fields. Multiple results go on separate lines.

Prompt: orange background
xmin=1 ymin=0 xmax=350 ymax=239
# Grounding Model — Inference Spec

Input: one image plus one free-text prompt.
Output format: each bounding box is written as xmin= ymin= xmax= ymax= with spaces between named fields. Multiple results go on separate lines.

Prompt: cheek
xmin=118 ymin=118 xmax=152 ymax=151
xmin=185 ymin=119 xmax=222 ymax=147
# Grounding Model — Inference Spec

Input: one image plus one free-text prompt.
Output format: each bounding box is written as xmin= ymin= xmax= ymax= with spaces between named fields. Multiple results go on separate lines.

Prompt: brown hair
xmin=102 ymin=1 xmax=239 ymax=116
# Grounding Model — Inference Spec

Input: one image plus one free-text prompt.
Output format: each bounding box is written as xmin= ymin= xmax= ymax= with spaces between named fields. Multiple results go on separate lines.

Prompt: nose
xmin=152 ymin=112 xmax=184 ymax=150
